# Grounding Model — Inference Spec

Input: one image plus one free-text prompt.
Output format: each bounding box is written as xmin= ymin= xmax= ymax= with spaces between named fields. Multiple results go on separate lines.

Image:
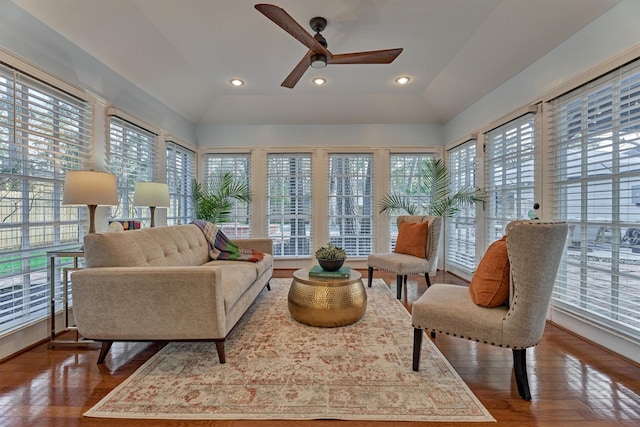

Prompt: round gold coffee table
xmin=288 ymin=267 xmax=367 ymax=327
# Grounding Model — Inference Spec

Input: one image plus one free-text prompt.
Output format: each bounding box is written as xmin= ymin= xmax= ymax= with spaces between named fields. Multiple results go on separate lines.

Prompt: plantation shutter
xmin=547 ymin=57 xmax=640 ymax=343
xmin=0 ymin=61 xmax=92 ymax=334
xmin=267 ymin=153 xmax=312 ymax=257
xmin=201 ymin=153 xmax=251 ymax=237
xmin=166 ymin=140 xmax=196 ymax=225
xmin=484 ymin=113 xmax=536 ymax=244
xmin=328 ymin=153 xmax=373 ymax=257
xmin=447 ymin=141 xmax=478 ymax=273
xmin=106 ymin=114 xmax=158 ymax=222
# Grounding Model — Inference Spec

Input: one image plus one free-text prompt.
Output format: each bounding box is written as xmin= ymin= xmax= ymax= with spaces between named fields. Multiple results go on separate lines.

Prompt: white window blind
xmin=548 ymin=58 xmax=640 ymax=343
xmin=0 ymin=62 xmax=92 ymax=334
xmin=447 ymin=141 xmax=478 ymax=273
xmin=202 ymin=153 xmax=251 ymax=238
xmin=328 ymin=154 xmax=373 ymax=257
xmin=166 ymin=141 xmax=195 ymax=225
xmin=485 ymin=113 xmax=536 ymax=243
xmin=267 ymin=153 xmax=312 ymax=257
xmin=388 ymin=153 xmax=435 ymax=250
xmin=106 ymin=115 xmax=157 ymax=223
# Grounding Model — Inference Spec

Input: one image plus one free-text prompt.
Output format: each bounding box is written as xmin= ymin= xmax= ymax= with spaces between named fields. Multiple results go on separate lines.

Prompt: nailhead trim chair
xmin=411 ymin=220 xmax=568 ymax=401
xmin=367 ymin=215 xmax=443 ymax=299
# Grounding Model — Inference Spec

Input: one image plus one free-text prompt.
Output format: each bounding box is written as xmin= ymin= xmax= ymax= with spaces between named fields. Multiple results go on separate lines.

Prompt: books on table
xmin=309 ymin=265 xmax=351 ymax=278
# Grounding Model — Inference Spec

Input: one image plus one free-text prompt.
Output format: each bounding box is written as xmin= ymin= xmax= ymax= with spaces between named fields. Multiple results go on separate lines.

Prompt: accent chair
xmin=367 ymin=215 xmax=443 ymax=299
xmin=411 ymin=220 xmax=568 ymax=400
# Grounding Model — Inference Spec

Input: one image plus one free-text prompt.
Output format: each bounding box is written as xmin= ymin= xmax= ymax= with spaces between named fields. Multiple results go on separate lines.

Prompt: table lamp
xmin=63 ymin=170 xmax=118 ymax=234
xmin=133 ymin=182 xmax=170 ymax=227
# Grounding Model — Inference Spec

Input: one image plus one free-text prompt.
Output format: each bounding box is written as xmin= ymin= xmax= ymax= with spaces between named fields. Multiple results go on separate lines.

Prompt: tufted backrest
xmin=83 ymin=224 xmax=210 ymax=268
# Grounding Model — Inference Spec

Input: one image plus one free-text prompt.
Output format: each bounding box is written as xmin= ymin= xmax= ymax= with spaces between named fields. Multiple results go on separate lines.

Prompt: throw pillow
xmin=469 ymin=236 xmax=510 ymax=308
xmin=393 ymin=220 xmax=429 ymax=259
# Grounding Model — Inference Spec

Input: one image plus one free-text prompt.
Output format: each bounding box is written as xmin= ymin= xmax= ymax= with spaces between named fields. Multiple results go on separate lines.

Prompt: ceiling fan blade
xmin=255 ymin=4 xmax=331 ymax=57
xmin=328 ymin=48 xmax=403 ymax=65
xmin=281 ymin=51 xmax=312 ymax=88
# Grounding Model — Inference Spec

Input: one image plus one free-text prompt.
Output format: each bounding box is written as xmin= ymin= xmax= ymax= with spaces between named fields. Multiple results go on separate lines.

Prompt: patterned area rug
xmin=85 ymin=278 xmax=494 ymax=422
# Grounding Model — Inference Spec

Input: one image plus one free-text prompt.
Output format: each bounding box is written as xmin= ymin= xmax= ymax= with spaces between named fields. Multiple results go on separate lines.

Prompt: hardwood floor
xmin=1 ymin=269 xmax=639 ymax=426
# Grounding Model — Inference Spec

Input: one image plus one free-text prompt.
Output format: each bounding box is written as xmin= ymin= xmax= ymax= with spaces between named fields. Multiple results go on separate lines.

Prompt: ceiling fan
xmin=255 ymin=3 xmax=403 ymax=88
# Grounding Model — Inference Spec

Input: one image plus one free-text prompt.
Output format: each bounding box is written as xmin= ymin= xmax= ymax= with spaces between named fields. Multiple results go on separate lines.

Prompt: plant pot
xmin=317 ymin=259 xmax=344 ymax=271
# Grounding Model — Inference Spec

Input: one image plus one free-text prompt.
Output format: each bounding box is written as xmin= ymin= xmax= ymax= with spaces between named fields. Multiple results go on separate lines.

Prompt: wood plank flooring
xmin=1 ymin=269 xmax=639 ymax=426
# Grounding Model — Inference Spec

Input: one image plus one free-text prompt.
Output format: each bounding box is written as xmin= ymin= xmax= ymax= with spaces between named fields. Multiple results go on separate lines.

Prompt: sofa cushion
xmin=212 ymin=264 xmax=259 ymax=310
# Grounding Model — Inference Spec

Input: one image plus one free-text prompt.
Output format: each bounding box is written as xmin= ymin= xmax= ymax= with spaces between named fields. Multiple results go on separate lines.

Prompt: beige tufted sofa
xmin=71 ymin=224 xmax=273 ymax=365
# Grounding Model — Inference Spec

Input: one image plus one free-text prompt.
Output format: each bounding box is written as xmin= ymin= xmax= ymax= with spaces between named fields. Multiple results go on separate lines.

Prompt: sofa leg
xmin=513 ymin=348 xmax=531 ymax=400
xmin=266 ymin=281 xmax=271 ymax=291
xmin=367 ymin=266 xmax=373 ymax=287
xmin=412 ymin=328 xmax=422 ymax=371
xmin=96 ymin=340 xmax=113 ymax=364
xmin=215 ymin=340 xmax=226 ymax=364
xmin=396 ymin=275 xmax=403 ymax=299
xmin=425 ymin=272 xmax=431 ymax=288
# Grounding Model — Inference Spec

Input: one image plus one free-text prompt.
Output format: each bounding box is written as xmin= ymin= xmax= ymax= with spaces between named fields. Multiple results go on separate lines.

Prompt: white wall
xmin=196 ymin=124 xmax=444 ymax=149
xmin=0 ymin=0 xmax=197 ymax=145
xmin=444 ymin=0 xmax=640 ymax=144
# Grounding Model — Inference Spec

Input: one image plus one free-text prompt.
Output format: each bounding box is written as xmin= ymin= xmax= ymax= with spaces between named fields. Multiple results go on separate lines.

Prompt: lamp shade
xmin=62 ymin=170 xmax=118 ymax=206
xmin=133 ymin=182 xmax=170 ymax=208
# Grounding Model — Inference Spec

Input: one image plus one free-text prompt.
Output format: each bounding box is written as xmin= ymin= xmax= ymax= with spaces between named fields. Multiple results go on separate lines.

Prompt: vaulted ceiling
xmin=12 ymin=0 xmax=620 ymax=125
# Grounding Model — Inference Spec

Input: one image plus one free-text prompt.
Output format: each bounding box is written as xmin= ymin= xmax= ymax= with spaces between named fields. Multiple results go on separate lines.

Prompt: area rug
xmin=84 ymin=278 xmax=495 ymax=422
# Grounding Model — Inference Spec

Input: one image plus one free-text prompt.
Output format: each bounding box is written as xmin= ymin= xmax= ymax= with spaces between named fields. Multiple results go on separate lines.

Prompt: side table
xmin=47 ymin=249 xmax=97 ymax=348
xmin=288 ymin=267 xmax=367 ymax=327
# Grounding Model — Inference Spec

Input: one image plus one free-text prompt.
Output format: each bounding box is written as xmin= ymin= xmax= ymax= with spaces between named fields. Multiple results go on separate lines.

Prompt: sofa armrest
xmin=71 ymin=266 xmax=226 ymax=340
xmin=232 ymin=238 xmax=273 ymax=255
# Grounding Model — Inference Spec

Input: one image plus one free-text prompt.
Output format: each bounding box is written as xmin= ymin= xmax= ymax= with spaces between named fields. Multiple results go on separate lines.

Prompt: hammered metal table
xmin=288 ymin=267 xmax=367 ymax=327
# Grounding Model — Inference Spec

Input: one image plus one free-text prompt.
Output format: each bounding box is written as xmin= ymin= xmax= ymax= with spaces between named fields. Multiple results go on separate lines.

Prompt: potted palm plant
xmin=191 ymin=172 xmax=252 ymax=223
xmin=378 ymin=158 xmax=485 ymax=218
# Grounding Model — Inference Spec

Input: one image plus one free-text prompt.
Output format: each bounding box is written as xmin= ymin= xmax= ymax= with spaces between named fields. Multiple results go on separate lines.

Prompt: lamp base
xmin=87 ymin=204 xmax=97 ymax=234
xmin=150 ymin=206 xmax=156 ymax=227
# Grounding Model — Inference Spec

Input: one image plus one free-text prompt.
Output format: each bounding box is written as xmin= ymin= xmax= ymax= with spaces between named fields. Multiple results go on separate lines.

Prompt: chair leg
xmin=425 ymin=272 xmax=431 ymax=288
xmin=412 ymin=328 xmax=423 ymax=371
xmin=396 ymin=275 xmax=403 ymax=299
xmin=368 ymin=266 xmax=374 ymax=287
xmin=96 ymin=340 xmax=113 ymax=364
xmin=404 ymin=275 xmax=408 ymax=285
xmin=513 ymin=348 xmax=532 ymax=401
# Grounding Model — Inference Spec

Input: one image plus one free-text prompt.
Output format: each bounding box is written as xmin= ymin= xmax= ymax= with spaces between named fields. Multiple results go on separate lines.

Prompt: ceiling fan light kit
xmin=255 ymin=3 xmax=403 ymax=88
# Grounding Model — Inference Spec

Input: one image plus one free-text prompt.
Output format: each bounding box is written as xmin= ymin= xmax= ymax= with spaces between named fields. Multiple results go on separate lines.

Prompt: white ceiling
xmin=12 ymin=0 xmax=620 ymax=126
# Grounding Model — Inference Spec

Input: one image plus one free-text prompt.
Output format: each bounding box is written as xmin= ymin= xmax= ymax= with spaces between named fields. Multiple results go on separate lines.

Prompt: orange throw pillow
xmin=393 ymin=221 xmax=429 ymax=259
xmin=469 ymin=236 xmax=510 ymax=308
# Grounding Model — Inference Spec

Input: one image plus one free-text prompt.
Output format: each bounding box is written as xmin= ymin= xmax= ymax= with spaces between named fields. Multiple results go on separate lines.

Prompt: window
xmin=485 ymin=114 xmax=536 ymax=243
xmin=388 ymin=153 xmax=435 ymax=249
xmin=106 ymin=115 xmax=157 ymax=224
xmin=0 ymin=62 xmax=91 ymax=335
xmin=267 ymin=154 xmax=312 ymax=257
xmin=202 ymin=153 xmax=251 ymax=237
xmin=328 ymin=154 xmax=373 ymax=257
xmin=548 ymin=58 xmax=640 ymax=343
xmin=447 ymin=141 xmax=479 ymax=273
xmin=166 ymin=141 xmax=195 ymax=225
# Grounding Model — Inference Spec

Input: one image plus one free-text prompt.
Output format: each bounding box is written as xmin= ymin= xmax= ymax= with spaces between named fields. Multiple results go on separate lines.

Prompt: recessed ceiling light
xmin=230 ymin=78 xmax=244 ymax=87
xmin=395 ymin=76 xmax=411 ymax=85
xmin=312 ymin=77 xmax=327 ymax=86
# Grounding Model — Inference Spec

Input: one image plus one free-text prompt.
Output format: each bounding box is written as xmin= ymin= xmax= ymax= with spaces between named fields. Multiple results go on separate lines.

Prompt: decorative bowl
xmin=318 ymin=259 xmax=344 ymax=271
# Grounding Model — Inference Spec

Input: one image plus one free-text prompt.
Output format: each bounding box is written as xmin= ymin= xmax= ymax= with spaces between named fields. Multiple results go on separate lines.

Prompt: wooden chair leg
xmin=430 ymin=330 xmax=436 ymax=339
xmin=96 ymin=340 xmax=113 ymax=364
xmin=215 ymin=340 xmax=226 ymax=364
xmin=412 ymin=328 xmax=423 ymax=371
xmin=368 ymin=266 xmax=374 ymax=287
xmin=396 ymin=275 xmax=403 ymax=299
xmin=513 ymin=348 xmax=531 ymax=400
xmin=425 ymin=272 xmax=431 ymax=287
xmin=266 ymin=281 xmax=271 ymax=291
